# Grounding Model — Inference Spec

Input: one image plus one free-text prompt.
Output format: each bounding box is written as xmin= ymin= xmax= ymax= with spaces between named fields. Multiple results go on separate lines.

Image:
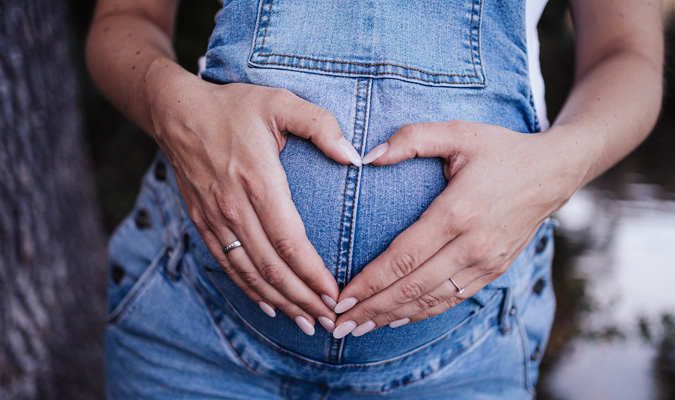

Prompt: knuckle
xmin=383 ymin=311 xmax=400 ymax=323
xmin=416 ymin=292 xmax=442 ymax=309
xmin=214 ymin=192 xmax=241 ymax=226
xmin=398 ymin=123 xmax=418 ymax=140
xmin=398 ymin=280 xmax=425 ymax=302
xmin=269 ymin=88 xmax=294 ymax=105
xmin=239 ymin=172 xmax=266 ymax=205
xmin=389 ymin=251 xmax=417 ymax=279
xmin=358 ymin=306 xmax=379 ymax=321
xmin=444 ymin=296 xmax=463 ymax=309
xmin=260 ymin=262 xmax=287 ymax=285
xmin=294 ymin=297 xmax=316 ymax=311
xmin=239 ymin=270 xmax=261 ymax=287
xmin=273 ymin=237 xmax=298 ymax=261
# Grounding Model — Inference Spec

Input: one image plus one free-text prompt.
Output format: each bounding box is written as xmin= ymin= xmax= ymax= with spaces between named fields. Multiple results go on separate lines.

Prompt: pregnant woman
xmin=86 ymin=0 xmax=663 ymax=398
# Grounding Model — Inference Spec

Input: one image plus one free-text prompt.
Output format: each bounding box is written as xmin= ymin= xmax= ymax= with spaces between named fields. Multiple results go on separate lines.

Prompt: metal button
xmin=154 ymin=161 xmax=167 ymax=181
xmin=531 ymin=345 xmax=541 ymax=361
xmin=134 ymin=209 xmax=151 ymax=229
xmin=535 ymin=235 xmax=548 ymax=253
xmin=111 ymin=264 xmax=125 ymax=284
xmin=509 ymin=306 xmax=517 ymax=316
xmin=533 ymin=278 xmax=546 ymax=295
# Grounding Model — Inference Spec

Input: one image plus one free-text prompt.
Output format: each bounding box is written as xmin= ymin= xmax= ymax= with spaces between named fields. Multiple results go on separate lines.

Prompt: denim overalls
xmin=105 ymin=0 xmax=557 ymax=398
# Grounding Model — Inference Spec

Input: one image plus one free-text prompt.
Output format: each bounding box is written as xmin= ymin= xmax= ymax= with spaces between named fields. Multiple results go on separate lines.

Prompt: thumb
xmin=272 ymin=91 xmax=362 ymax=167
xmin=363 ymin=121 xmax=471 ymax=166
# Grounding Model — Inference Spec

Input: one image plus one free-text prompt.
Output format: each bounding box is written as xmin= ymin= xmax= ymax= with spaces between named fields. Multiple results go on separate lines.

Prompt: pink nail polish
xmin=294 ymin=316 xmax=315 ymax=336
xmin=334 ymin=297 xmax=358 ymax=314
xmin=362 ymin=142 xmax=389 ymax=164
xmin=318 ymin=316 xmax=335 ymax=333
xmin=333 ymin=320 xmax=357 ymax=339
xmin=321 ymin=294 xmax=337 ymax=310
xmin=352 ymin=320 xmax=376 ymax=337
xmin=257 ymin=301 xmax=276 ymax=318
xmin=389 ymin=318 xmax=410 ymax=328
xmin=339 ymin=138 xmax=362 ymax=167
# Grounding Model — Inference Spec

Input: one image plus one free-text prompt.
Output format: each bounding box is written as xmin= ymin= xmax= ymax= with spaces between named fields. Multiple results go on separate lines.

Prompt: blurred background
xmin=1 ymin=0 xmax=673 ymax=398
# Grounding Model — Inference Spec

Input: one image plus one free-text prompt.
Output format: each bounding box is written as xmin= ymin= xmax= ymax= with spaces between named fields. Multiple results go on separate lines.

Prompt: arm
xmin=330 ymin=0 xmax=663 ymax=337
xmin=86 ymin=0 xmax=364 ymax=334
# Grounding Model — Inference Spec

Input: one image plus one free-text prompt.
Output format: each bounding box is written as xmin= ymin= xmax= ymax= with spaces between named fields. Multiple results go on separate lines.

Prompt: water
xmin=541 ymin=181 xmax=675 ymax=399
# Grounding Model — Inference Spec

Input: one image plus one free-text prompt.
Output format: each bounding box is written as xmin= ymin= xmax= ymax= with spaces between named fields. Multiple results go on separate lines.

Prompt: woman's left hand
xmin=332 ymin=120 xmax=582 ymax=338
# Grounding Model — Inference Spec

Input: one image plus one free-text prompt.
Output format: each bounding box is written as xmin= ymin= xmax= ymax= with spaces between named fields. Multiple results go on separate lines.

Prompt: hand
xmin=146 ymin=66 xmax=363 ymax=335
xmin=331 ymin=120 xmax=579 ymax=338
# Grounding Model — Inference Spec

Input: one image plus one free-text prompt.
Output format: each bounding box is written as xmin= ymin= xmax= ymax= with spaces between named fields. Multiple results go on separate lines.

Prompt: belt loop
xmin=499 ymin=288 xmax=515 ymax=335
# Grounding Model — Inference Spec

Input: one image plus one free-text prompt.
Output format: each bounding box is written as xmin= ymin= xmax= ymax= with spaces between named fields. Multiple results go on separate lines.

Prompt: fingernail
xmin=340 ymin=138 xmax=362 ymax=167
xmin=321 ymin=294 xmax=337 ymax=310
xmin=333 ymin=320 xmax=357 ymax=339
xmin=257 ymin=301 xmax=276 ymax=318
xmin=334 ymin=297 xmax=358 ymax=314
xmin=318 ymin=316 xmax=335 ymax=333
xmin=352 ymin=320 xmax=376 ymax=337
xmin=389 ymin=318 xmax=410 ymax=328
xmin=294 ymin=316 xmax=315 ymax=336
xmin=362 ymin=142 xmax=389 ymax=164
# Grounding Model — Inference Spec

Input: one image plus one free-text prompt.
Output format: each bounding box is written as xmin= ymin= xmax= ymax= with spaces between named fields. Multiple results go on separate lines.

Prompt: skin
xmin=86 ymin=0 xmax=663 ymax=338
xmin=333 ymin=0 xmax=664 ymax=337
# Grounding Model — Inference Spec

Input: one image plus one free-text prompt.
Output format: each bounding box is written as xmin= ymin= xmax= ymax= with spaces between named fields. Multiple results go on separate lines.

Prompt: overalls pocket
xmin=248 ymin=0 xmax=486 ymax=87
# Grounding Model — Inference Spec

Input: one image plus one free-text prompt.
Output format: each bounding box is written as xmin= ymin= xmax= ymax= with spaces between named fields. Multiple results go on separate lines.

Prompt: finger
xmin=364 ymin=120 xmax=477 ymax=166
xmin=198 ymin=224 xmax=318 ymax=327
xmin=245 ymin=168 xmax=341 ymax=305
xmin=334 ymin=234 xmax=496 ymax=336
xmin=374 ymin=268 xmax=483 ymax=330
xmin=391 ymin=274 xmax=489 ymax=327
xmin=270 ymin=89 xmax=362 ymax=166
xmin=335 ymin=190 xmax=458 ymax=311
xmin=224 ymin=195 xmax=338 ymax=321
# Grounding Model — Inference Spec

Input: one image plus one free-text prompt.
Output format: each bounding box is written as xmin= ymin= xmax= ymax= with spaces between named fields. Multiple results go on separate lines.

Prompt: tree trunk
xmin=0 ymin=0 xmax=107 ymax=399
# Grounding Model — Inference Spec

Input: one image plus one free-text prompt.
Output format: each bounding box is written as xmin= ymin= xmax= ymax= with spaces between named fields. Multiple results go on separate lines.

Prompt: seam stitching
xmin=255 ymin=0 xmax=483 ymax=81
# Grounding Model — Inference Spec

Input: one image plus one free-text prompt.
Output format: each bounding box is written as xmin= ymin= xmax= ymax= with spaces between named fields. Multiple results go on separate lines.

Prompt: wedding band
xmin=223 ymin=240 xmax=242 ymax=254
xmin=449 ymin=277 xmax=465 ymax=295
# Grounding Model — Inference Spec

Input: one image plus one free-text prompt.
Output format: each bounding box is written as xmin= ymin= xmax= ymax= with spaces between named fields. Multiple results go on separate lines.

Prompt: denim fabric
xmin=106 ymin=0 xmax=556 ymax=398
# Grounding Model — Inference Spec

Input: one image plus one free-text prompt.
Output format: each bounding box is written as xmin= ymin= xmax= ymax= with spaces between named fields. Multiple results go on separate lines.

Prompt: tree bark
xmin=0 ymin=0 xmax=107 ymax=399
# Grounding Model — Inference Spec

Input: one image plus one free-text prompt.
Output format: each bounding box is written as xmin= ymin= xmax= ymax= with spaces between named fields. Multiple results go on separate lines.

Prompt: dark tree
xmin=0 ymin=0 xmax=106 ymax=399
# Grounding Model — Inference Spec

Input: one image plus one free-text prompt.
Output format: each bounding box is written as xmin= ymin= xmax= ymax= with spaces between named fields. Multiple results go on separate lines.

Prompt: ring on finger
xmin=223 ymin=240 xmax=243 ymax=254
xmin=449 ymin=277 xmax=465 ymax=295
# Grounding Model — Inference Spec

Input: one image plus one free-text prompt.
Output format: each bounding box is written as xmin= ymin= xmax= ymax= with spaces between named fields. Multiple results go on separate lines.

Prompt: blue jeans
xmin=105 ymin=0 xmax=556 ymax=398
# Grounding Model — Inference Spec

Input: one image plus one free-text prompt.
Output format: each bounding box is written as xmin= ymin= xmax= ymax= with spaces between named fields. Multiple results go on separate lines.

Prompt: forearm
xmin=85 ymin=1 xmax=187 ymax=138
xmin=541 ymin=48 xmax=663 ymax=191
xmin=538 ymin=0 xmax=663 ymax=195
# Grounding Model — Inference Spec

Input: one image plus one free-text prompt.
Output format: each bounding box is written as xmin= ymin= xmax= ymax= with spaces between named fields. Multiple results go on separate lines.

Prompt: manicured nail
xmin=334 ymin=297 xmax=358 ymax=314
xmin=321 ymin=294 xmax=337 ymax=310
xmin=352 ymin=320 xmax=376 ymax=337
xmin=294 ymin=316 xmax=315 ymax=336
xmin=362 ymin=142 xmax=389 ymax=164
xmin=333 ymin=320 xmax=357 ymax=339
xmin=340 ymin=138 xmax=362 ymax=167
xmin=257 ymin=301 xmax=276 ymax=318
xmin=318 ymin=316 xmax=335 ymax=333
xmin=389 ymin=318 xmax=410 ymax=328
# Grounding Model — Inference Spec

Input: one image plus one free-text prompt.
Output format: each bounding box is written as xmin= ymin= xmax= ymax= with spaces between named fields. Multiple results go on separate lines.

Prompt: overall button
xmin=530 ymin=345 xmax=542 ymax=361
xmin=533 ymin=278 xmax=546 ymax=295
xmin=535 ymin=235 xmax=548 ymax=254
xmin=134 ymin=209 xmax=151 ymax=230
xmin=111 ymin=264 xmax=125 ymax=284
xmin=154 ymin=161 xmax=167 ymax=181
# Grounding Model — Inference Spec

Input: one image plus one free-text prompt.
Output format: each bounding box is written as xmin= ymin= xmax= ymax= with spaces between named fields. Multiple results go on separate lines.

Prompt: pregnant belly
xmin=197 ymin=126 xmax=499 ymax=366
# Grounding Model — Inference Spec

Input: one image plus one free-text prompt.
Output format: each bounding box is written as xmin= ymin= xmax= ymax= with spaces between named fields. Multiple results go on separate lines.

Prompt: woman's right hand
xmin=145 ymin=61 xmax=360 ymax=335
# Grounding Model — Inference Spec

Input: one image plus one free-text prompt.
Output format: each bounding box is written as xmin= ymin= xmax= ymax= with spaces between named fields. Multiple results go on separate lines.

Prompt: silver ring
xmin=223 ymin=240 xmax=242 ymax=254
xmin=449 ymin=277 xmax=465 ymax=295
